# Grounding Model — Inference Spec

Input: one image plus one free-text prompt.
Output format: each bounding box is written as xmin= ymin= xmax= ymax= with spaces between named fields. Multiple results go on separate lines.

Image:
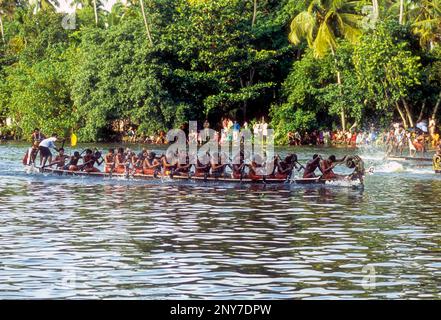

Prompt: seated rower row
xmin=38 ymin=147 xmax=356 ymax=182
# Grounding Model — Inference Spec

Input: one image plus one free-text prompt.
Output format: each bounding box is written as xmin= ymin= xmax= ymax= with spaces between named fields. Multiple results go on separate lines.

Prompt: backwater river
xmin=0 ymin=142 xmax=440 ymax=299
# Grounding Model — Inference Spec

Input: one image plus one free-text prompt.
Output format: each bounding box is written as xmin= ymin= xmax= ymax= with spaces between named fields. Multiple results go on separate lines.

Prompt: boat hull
xmin=386 ymin=156 xmax=432 ymax=162
xmin=31 ymin=167 xmax=361 ymax=186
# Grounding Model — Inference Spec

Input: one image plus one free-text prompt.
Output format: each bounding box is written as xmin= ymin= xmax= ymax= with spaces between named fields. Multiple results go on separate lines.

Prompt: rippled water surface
xmin=0 ymin=142 xmax=440 ymax=299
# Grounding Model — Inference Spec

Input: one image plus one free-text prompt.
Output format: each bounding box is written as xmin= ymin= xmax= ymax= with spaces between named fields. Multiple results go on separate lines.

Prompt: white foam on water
xmin=374 ymin=161 xmax=405 ymax=173
xmin=405 ymin=167 xmax=433 ymax=175
xmin=356 ymin=146 xmax=386 ymax=161
xmin=324 ymin=179 xmax=362 ymax=188
xmin=23 ymin=165 xmax=40 ymax=175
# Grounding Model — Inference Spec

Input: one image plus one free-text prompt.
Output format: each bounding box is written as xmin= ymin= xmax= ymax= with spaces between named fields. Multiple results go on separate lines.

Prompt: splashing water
xmin=325 ymin=179 xmax=362 ymax=188
xmin=375 ymin=161 xmax=405 ymax=173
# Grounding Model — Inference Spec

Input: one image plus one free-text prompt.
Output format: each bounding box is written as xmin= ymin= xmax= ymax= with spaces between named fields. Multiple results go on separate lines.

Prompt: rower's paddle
xmin=77 ymin=159 xmax=95 ymax=171
xmin=71 ymin=133 xmax=78 ymax=148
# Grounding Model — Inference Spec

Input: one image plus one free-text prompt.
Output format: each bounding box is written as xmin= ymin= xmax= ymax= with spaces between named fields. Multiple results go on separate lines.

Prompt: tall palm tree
xmin=123 ymin=0 xmax=153 ymax=45
xmin=91 ymin=0 xmax=98 ymax=25
xmin=372 ymin=0 xmax=379 ymax=17
xmin=70 ymin=0 xmax=103 ymax=26
xmin=0 ymin=0 xmax=18 ymax=44
xmin=289 ymin=0 xmax=363 ymax=130
xmin=139 ymin=0 xmax=153 ymax=45
xmin=399 ymin=0 xmax=404 ymax=24
xmin=105 ymin=1 xmax=124 ymax=27
xmin=385 ymin=0 xmax=414 ymax=25
xmin=33 ymin=0 xmax=58 ymax=12
xmin=410 ymin=0 xmax=441 ymax=49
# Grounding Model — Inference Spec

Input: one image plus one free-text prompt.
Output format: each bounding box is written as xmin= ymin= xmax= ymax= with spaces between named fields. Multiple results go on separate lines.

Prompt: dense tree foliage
xmin=0 ymin=0 xmax=441 ymax=143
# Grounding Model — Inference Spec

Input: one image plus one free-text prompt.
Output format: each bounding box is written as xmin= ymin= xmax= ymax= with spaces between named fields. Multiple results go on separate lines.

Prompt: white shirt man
xmin=39 ymin=137 xmax=57 ymax=149
xmin=38 ymin=135 xmax=59 ymax=168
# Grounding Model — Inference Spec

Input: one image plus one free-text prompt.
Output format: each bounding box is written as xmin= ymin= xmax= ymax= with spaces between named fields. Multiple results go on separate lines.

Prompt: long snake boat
xmin=385 ymin=155 xmax=433 ymax=168
xmin=25 ymin=155 xmax=366 ymax=187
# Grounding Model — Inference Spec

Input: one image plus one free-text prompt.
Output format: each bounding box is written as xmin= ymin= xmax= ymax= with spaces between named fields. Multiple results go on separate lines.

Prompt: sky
xmin=54 ymin=0 xmax=120 ymax=13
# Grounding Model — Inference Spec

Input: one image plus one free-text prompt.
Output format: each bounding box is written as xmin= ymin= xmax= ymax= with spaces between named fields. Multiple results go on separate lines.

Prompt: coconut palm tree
xmin=289 ymin=0 xmax=364 ymax=130
xmin=0 ymin=0 xmax=18 ymax=44
xmin=139 ymin=0 xmax=153 ymax=45
xmin=105 ymin=0 xmax=124 ymax=27
xmin=385 ymin=0 xmax=415 ymax=25
xmin=32 ymin=0 xmax=58 ymax=12
xmin=410 ymin=0 xmax=441 ymax=49
xmin=69 ymin=0 xmax=105 ymax=26
xmin=121 ymin=0 xmax=153 ymax=45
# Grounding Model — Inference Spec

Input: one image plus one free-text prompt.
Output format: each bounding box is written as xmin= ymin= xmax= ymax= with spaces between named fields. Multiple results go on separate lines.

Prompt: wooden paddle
xmin=71 ymin=133 xmax=78 ymax=148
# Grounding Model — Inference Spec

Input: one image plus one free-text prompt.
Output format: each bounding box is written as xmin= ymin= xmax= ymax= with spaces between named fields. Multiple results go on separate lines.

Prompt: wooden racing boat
xmin=386 ymin=156 xmax=433 ymax=162
xmin=28 ymin=167 xmax=363 ymax=186
xmin=385 ymin=155 xmax=433 ymax=168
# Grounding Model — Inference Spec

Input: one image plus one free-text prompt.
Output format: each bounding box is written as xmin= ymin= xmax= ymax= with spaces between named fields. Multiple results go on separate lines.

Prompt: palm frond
xmin=313 ymin=21 xmax=337 ymax=58
xmin=289 ymin=11 xmax=316 ymax=46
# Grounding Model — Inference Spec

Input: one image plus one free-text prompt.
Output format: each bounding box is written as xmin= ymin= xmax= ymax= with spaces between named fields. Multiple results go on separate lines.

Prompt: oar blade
xmin=71 ymin=133 xmax=78 ymax=147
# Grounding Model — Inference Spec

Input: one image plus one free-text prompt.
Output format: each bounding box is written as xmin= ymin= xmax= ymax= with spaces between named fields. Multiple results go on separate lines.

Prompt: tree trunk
xmin=93 ymin=0 xmax=99 ymax=26
xmin=433 ymin=91 xmax=441 ymax=118
xmin=252 ymin=0 xmax=257 ymax=27
xmin=372 ymin=0 xmax=379 ymax=20
xmin=140 ymin=0 xmax=154 ymax=46
xmin=330 ymin=47 xmax=346 ymax=131
xmin=417 ymin=100 xmax=426 ymax=123
xmin=337 ymin=70 xmax=346 ymax=131
xmin=399 ymin=0 xmax=404 ymax=25
xmin=396 ymin=102 xmax=408 ymax=128
xmin=402 ymin=99 xmax=414 ymax=127
xmin=0 ymin=15 xmax=5 ymax=44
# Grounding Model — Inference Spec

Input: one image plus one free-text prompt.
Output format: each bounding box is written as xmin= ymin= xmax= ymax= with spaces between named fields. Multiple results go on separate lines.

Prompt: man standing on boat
xmin=31 ymin=128 xmax=45 ymax=143
xmin=38 ymin=134 xmax=62 ymax=168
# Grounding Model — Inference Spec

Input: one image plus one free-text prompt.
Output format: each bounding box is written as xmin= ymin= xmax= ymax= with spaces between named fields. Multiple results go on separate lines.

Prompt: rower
xmin=127 ymin=151 xmax=139 ymax=174
xmin=210 ymin=152 xmax=228 ymax=178
xmin=104 ymin=149 xmax=115 ymax=173
xmin=135 ymin=148 xmax=148 ymax=171
xmin=64 ymin=151 xmax=82 ymax=171
xmin=174 ymin=151 xmax=192 ymax=176
xmin=274 ymin=154 xmax=299 ymax=179
xmin=81 ymin=149 xmax=102 ymax=173
xmin=122 ymin=148 xmax=134 ymax=174
xmin=49 ymin=148 xmax=69 ymax=169
xmin=194 ymin=153 xmax=211 ymax=177
xmin=303 ymin=154 xmax=321 ymax=178
xmin=320 ymin=155 xmax=347 ymax=180
xmin=249 ymin=154 xmax=265 ymax=181
xmin=115 ymin=147 xmax=126 ymax=173
xmin=132 ymin=149 xmax=147 ymax=174
xmin=231 ymin=152 xmax=246 ymax=179
xmin=143 ymin=152 xmax=161 ymax=176
xmin=38 ymin=134 xmax=62 ymax=168
xmin=161 ymin=151 xmax=178 ymax=176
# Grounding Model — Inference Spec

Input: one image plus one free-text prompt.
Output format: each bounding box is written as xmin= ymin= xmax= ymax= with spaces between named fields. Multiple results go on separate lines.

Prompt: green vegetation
xmin=0 ymin=0 xmax=441 ymax=143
